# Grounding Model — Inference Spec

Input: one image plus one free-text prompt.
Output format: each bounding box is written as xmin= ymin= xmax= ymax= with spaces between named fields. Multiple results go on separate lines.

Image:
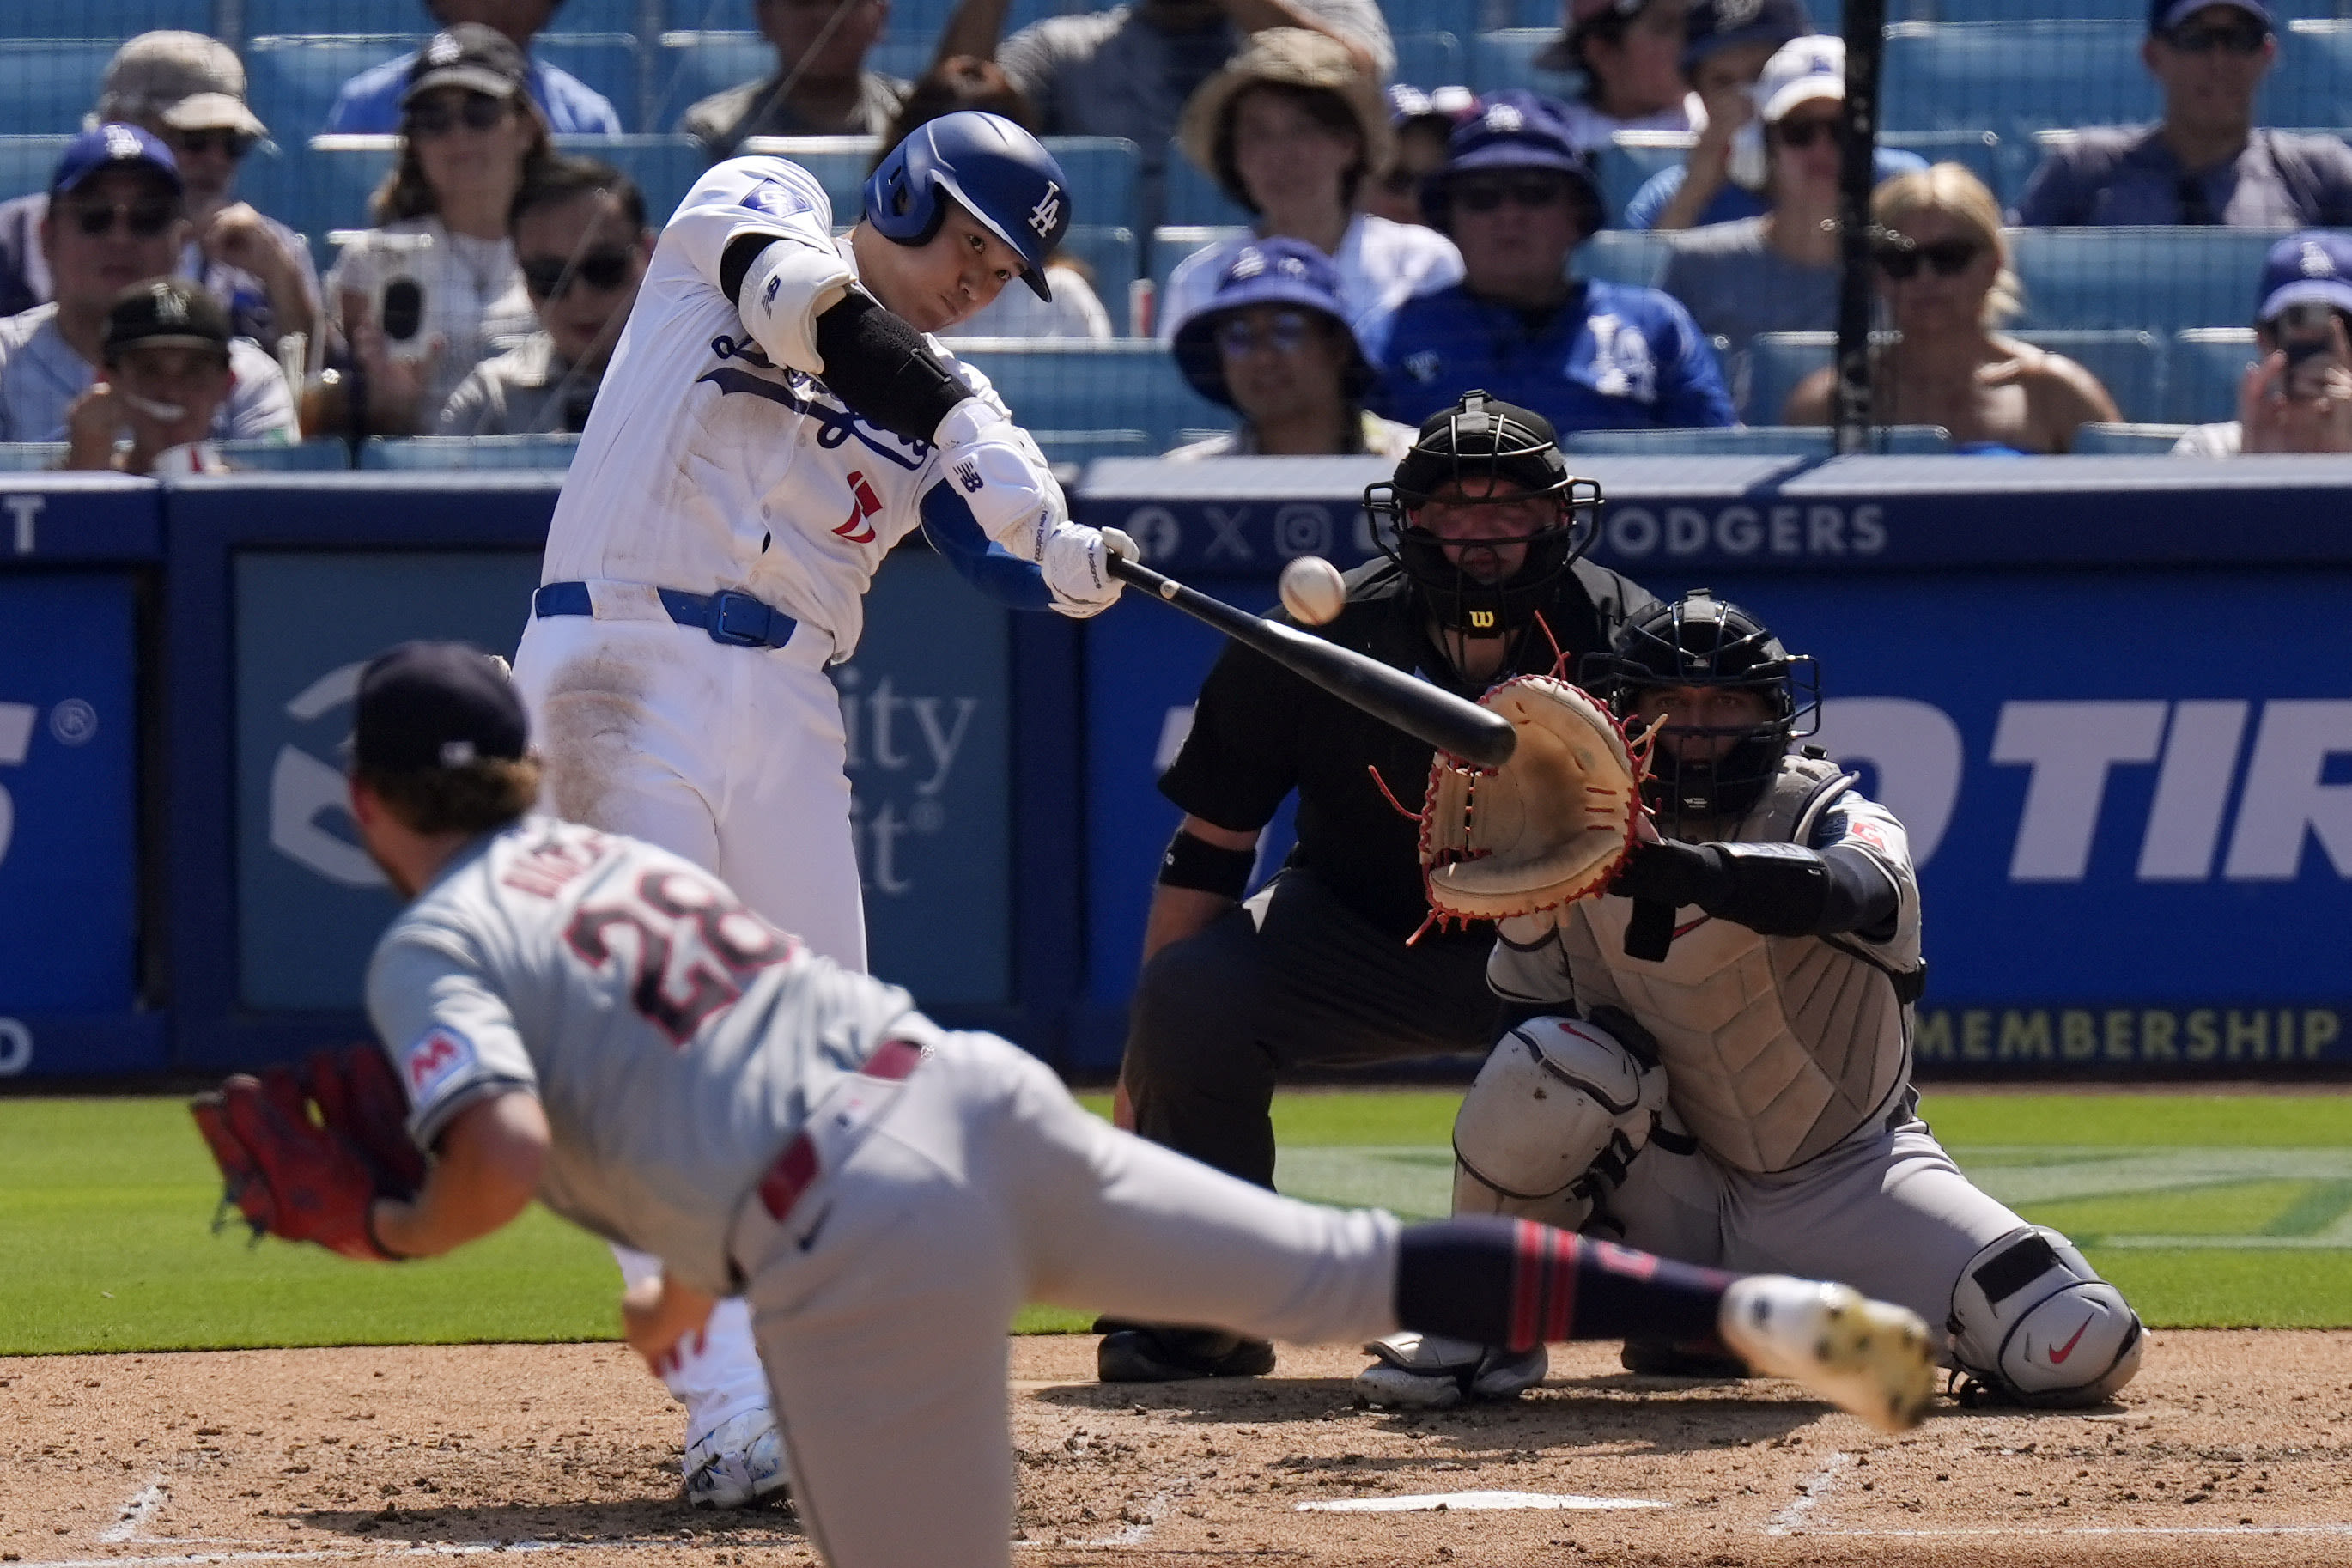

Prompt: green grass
xmin=6 ymin=1089 xmax=2349 ymax=1354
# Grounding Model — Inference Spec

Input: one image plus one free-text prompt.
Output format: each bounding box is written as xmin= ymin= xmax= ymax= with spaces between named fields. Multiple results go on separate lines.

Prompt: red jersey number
xmin=565 ymin=869 xmax=793 ymax=1044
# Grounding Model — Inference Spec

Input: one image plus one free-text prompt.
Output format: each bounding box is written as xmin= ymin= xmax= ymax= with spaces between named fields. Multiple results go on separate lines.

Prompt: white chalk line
xmin=1016 ymin=1486 xmax=1166 ymax=1549
xmin=1766 ymin=1450 xmax=1851 ymax=1535
xmin=1297 ymin=1490 xmax=1670 ymax=1514
xmin=100 ymin=1478 xmax=168 ymax=1544
xmin=1773 ymin=1522 xmax=2352 ymax=1539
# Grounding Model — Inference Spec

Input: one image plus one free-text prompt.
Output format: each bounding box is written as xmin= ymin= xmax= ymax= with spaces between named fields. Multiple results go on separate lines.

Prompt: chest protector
xmin=1562 ymin=755 xmax=1924 ymax=1174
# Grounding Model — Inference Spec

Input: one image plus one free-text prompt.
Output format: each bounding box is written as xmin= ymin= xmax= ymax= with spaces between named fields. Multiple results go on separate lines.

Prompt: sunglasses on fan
xmin=406 ymin=93 xmax=509 ymax=137
xmin=520 ymin=248 xmax=637 ymax=301
xmin=1873 ymin=239 xmax=1981 ymax=280
xmin=59 ymin=198 xmax=178 ymax=238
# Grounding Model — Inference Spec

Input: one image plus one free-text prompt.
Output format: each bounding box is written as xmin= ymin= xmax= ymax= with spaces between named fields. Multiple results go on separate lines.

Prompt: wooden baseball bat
xmin=1107 ymin=554 xmax=1517 ymax=770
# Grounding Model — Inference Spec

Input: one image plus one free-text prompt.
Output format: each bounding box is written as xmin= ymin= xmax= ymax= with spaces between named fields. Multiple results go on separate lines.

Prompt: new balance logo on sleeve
xmin=955 ymin=459 xmax=983 ymax=494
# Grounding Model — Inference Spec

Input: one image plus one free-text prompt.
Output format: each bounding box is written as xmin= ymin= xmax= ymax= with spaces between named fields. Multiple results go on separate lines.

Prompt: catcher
xmin=191 ymin=639 xmax=1943 ymax=1566
xmin=1357 ymin=591 xmax=2148 ymax=1411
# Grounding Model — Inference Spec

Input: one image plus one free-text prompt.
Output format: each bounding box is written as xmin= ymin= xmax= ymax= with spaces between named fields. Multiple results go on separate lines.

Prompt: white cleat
xmin=1353 ymin=1332 xmax=1547 ymax=1411
xmin=1717 ymin=1276 xmax=1937 ymax=1434
xmin=684 ymin=1408 xmax=792 ymax=1510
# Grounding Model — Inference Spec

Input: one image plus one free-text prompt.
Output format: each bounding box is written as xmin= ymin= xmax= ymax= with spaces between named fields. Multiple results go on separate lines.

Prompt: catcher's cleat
xmin=1717 ymin=1276 xmax=1936 ymax=1434
xmin=1620 ymin=1339 xmax=1752 ymax=1379
xmin=684 ymin=1409 xmax=791 ymax=1510
xmin=1352 ymin=1333 xmax=1547 ymax=1411
xmin=1096 ymin=1326 xmax=1275 ymax=1383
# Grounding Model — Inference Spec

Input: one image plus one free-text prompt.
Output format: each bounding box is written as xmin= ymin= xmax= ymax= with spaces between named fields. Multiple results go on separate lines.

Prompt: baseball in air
xmin=1279 ymin=556 xmax=1347 ymax=625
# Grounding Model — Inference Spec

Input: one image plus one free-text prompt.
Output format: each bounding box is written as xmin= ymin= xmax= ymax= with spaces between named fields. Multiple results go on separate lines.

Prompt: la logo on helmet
xmin=1028 ymin=182 xmax=1062 ymax=237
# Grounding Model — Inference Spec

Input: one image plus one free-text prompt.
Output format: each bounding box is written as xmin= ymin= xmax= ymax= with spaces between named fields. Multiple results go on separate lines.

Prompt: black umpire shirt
xmin=1159 ymin=556 xmax=1660 ymax=945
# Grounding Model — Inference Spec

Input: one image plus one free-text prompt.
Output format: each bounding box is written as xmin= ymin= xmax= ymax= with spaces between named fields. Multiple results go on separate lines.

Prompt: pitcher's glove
xmin=1419 ymin=675 xmax=1650 ymax=929
xmin=190 ymin=1045 xmax=425 ymax=1261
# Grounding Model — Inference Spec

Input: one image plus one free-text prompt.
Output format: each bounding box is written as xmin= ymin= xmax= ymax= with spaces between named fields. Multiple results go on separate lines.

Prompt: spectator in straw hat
xmin=1164 ymin=237 xmax=1413 ymax=459
xmin=1541 ymin=0 xmax=1705 ymax=153
xmin=0 ymin=31 xmax=319 ymax=356
xmin=1158 ymin=29 xmax=1461 ymax=342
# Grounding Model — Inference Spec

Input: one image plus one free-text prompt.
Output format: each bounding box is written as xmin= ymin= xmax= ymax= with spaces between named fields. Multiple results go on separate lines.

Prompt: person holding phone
xmin=2175 ymin=231 xmax=2352 ymax=455
xmin=324 ymin=25 xmax=546 ymax=435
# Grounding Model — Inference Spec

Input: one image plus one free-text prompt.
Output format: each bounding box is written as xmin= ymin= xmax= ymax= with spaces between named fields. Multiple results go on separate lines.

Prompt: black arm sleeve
xmin=1613 ymin=838 xmax=1899 ymax=939
xmin=719 ymin=235 xmax=971 ymax=445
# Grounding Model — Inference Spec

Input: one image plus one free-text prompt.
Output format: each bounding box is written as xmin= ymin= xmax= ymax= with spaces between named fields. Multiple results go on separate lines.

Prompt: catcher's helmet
xmin=863 ymin=110 xmax=1070 ymax=301
xmin=1580 ymin=590 xmax=1820 ymax=824
xmin=1362 ymin=390 xmax=1601 ymax=640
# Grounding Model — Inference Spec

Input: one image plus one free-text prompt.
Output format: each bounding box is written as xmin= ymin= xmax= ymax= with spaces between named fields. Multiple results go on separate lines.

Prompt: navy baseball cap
xmin=1421 ymin=91 xmax=1601 ymax=228
xmin=1170 ymin=239 xmax=1372 ymax=409
xmin=2256 ymin=232 xmax=2352 ymax=324
xmin=50 ymin=123 xmax=181 ymax=198
xmin=1683 ymin=0 xmax=1813 ymax=73
xmin=354 ymin=641 xmax=528 ymax=773
xmin=2150 ymin=1 xmax=2272 ymax=35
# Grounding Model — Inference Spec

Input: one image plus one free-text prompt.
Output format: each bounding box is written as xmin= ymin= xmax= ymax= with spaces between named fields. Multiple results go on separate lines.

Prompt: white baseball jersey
xmin=365 ymin=815 xmax=929 ymax=1299
xmin=538 ymin=155 xmax=1010 ymax=661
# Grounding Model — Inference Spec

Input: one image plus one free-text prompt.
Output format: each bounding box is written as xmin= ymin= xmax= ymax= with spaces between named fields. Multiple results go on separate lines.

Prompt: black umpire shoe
xmin=1620 ymin=1339 xmax=1752 ymax=1378
xmin=1095 ymin=1319 xmax=1277 ymax=1383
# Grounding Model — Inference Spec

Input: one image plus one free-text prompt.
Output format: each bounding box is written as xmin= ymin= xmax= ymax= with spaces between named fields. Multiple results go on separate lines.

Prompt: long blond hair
xmin=368 ymin=96 xmax=554 ymax=226
xmin=1873 ymin=162 xmax=2023 ymax=326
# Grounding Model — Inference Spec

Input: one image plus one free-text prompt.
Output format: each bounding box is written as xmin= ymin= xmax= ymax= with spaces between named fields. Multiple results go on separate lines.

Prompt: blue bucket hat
xmin=50 ymin=123 xmax=181 ymax=198
xmin=1419 ymin=90 xmax=1601 ymax=233
xmin=1170 ymin=238 xmax=1373 ymax=410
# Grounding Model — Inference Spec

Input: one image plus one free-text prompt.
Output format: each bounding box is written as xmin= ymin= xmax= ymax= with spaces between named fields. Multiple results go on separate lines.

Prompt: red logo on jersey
xmin=1844 ymin=817 xmax=1890 ymax=853
xmin=2047 ymin=1314 xmax=2094 ymax=1364
xmin=832 ymin=470 xmax=882 ymax=544
xmin=404 ymin=1026 xmax=477 ymax=1097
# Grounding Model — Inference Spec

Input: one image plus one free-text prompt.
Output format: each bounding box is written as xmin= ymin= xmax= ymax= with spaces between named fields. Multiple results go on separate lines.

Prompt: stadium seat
xmin=738 ymin=133 xmax=881 ymax=219
xmin=0 ymin=443 xmax=64 ymax=471
xmin=0 ymin=136 xmax=72 ymax=204
xmin=0 ymin=40 xmax=128 ymax=137
xmin=2012 ymin=328 xmax=2166 ymax=424
xmin=1883 ymin=129 xmax=2008 ymax=205
xmin=1160 ymin=141 xmax=1252 ymax=227
xmin=2168 ymin=327 xmax=2259 ymax=424
xmin=1052 ymin=226 xmax=1140 ymax=335
xmin=653 ymin=31 xmax=769 ymax=130
xmin=1468 ymin=30 xmax=1580 ymax=97
xmin=360 ymin=435 xmax=583 ymax=469
xmin=947 ymin=339 xmax=1228 ymax=453
xmin=1575 ymin=229 xmax=1668 ymax=288
xmin=2069 ymin=422 xmax=2193 ymax=453
xmin=238 ymin=136 xmax=400 ymax=265
xmin=1595 ymin=132 xmax=1687 ymax=223
xmin=1563 ymin=424 xmax=1950 ymax=455
xmin=245 ymin=36 xmax=414 ymax=142
xmin=550 ymin=133 xmax=711 ymax=227
xmin=2268 ymin=21 xmax=2352 ymax=130
xmin=535 ymin=34 xmax=645 ymax=133
xmin=1881 ymin=22 xmax=2157 ymax=141
xmin=7 ymin=1 xmax=210 ymax=40
xmin=1746 ymin=331 xmax=1834 ymax=427
xmin=2008 ymin=228 xmax=2276 ymax=336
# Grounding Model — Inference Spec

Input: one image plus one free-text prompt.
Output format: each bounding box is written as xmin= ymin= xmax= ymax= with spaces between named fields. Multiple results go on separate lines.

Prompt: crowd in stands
xmin=1 ymin=0 xmax=2349 ymax=467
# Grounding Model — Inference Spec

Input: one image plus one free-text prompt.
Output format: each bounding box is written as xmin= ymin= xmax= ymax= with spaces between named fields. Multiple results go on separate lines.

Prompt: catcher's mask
xmin=1580 ymin=591 xmax=1820 ymax=827
xmin=1363 ymin=390 xmax=1601 ymax=641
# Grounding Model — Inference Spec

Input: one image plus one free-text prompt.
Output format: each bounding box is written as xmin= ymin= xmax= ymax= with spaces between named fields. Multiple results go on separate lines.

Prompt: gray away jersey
xmin=365 ymin=816 xmax=929 ymax=1297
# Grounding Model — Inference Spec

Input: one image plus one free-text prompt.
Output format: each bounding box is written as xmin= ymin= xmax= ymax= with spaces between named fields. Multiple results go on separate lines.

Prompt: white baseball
xmin=1279 ymin=556 xmax=1347 ymax=626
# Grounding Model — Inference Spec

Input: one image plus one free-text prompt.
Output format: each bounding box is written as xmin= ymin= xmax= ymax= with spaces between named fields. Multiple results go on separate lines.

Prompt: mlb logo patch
xmin=404 ymin=1025 xmax=477 ymax=1100
xmin=741 ymin=179 xmax=812 ymax=222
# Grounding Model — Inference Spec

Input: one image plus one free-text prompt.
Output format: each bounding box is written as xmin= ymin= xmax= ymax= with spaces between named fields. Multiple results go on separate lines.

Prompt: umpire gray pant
xmin=1123 ymin=867 xmax=1501 ymax=1188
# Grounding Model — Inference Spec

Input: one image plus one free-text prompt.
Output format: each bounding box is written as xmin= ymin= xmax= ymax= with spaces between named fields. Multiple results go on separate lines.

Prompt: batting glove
xmin=1039 ymin=525 xmax=1134 ymax=618
xmin=933 ymin=396 xmax=1068 ymax=551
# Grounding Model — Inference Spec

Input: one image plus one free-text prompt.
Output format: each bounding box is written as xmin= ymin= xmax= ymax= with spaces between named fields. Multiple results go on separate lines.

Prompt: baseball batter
xmin=329 ymin=640 xmax=1936 ymax=1567
xmin=1357 ymin=592 xmax=2147 ymax=1412
xmin=506 ymin=112 xmax=1128 ymax=1500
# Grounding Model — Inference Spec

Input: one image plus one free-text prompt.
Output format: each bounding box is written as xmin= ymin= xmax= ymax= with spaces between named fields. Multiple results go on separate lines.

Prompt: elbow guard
xmin=729 ymin=235 xmax=855 ymax=374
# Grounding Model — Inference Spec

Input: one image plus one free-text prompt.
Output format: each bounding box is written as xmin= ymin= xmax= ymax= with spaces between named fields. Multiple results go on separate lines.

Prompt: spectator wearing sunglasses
xmin=1369 ymin=93 xmax=1733 ymax=435
xmin=325 ymin=27 xmax=548 ymax=435
xmin=683 ymin=0 xmax=909 ymax=161
xmin=0 ymin=33 xmax=319 ymax=358
xmin=1158 ymin=30 xmax=1461 ymax=343
xmin=1785 ymin=164 xmax=2119 ymax=452
xmin=1657 ymin=37 xmax=1864 ymax=361
xmin=2175 ymin=232 xmax=2352 ymax=455
xmin=2015 ymin=2 xmax=2352 ymax=228
xmin=436 ymin=157 xmax=650 ymax=436
xmin=323 ymin=1 xmax=621 ymax=137
xmin=1542 ymin=0 xmax=1702 ymax=154
xmin=1164 ymin=238 xmax=1413 ymax=459
xmin=1359 ymin=85 xmax=1478 ymax=229
xmin=0 ymin=126 xmax=291 ymax=444
xmin=61 ymin=278 xmax=244 ymax=475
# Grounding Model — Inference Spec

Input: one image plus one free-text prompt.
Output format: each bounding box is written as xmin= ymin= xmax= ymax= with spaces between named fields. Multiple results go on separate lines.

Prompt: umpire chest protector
xmin=1553 ymin=756 xmax=1925 ymax=1174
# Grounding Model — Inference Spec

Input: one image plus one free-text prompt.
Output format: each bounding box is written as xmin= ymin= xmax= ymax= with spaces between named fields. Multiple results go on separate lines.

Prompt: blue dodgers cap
xmin=1683 ymin=0 xmax=1813 ymax=73
xmin=354 ymin=641 xmax=528 ymax=773
xmin=2150 ymin=0 xmax=2272 ymax=35
xmin=1421 ymin=90 xmax=1601 ymax=228
xmin=2256 ymin=232 xmax=2352 ymax=323
xmin=1170 ymin=238 xmax=1372 ymax=409
xmin=50 ymin=123 xmax=181 ymax=198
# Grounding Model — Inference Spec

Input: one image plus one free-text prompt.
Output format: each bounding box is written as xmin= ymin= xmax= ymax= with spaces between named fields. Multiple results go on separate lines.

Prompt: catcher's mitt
xmin=190 ymin=1045 xmax=425 ymax=1261
xmin=1419 ymin=675 xmax=1649 ymax=927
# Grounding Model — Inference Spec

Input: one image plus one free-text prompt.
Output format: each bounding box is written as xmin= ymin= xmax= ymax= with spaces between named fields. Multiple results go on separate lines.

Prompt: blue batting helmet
xmin=863 ymin=110 xmax=1071 ymax=301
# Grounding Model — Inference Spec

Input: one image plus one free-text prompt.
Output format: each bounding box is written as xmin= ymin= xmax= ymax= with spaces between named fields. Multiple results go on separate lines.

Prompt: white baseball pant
xmin=512 ymin=599 xmax=865 ymax=1452
xmin=726 ymin=1030 xmax=1403 ymax=1568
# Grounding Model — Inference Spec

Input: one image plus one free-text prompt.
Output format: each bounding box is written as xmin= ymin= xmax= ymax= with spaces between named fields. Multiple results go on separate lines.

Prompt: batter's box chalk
xmin=1297 ymin=1491 xmax=1671 ymax=1513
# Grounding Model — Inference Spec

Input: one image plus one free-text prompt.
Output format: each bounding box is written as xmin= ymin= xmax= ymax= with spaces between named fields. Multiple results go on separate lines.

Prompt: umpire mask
xmin=1363 ymin=391 xmax=1601 ymax=641
xmin=1580 ymin=591 xmax=1820 ymax=828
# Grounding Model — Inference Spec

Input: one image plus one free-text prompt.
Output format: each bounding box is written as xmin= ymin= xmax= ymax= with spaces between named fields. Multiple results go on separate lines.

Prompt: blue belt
xmin=533 ymin=580 xmax=798 ymax=650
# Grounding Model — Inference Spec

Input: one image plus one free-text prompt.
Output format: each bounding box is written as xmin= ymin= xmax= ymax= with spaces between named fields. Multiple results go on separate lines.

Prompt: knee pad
xmin=1948 ymin=1225 xmax=2144 ymax=1407
xmin=1451 ymin=1014 xmax=1664 ymax=1229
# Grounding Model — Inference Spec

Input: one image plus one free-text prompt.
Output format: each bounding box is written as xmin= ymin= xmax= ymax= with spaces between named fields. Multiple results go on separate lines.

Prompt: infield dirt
xmin=3 ymin=1331 xmax=2348 ymax=1567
